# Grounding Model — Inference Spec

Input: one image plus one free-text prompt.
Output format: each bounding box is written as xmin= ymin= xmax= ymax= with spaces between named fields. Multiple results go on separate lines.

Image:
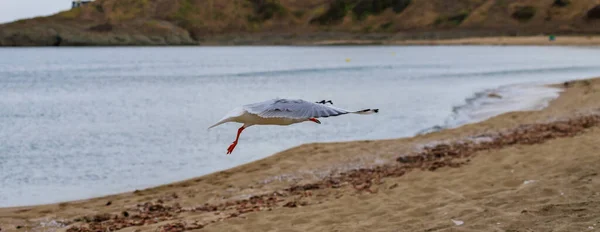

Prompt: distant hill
xmin=2 ymin=0 xmax=600 ymax=46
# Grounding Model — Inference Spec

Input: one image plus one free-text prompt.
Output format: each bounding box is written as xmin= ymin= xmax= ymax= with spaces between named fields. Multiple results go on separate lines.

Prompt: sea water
xmin=1 ymin=46 xmax=599 ymax=207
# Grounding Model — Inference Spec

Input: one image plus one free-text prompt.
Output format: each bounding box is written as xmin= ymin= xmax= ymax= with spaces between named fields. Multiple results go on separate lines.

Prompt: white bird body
xmin=209 ymin=107 xmax=305 ymax=128
xmin=209 ymin=98 xmax=379 ymax=154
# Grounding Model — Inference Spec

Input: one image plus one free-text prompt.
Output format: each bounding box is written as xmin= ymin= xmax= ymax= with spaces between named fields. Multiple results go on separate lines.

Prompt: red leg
xmin=227 ymin=126 xmax=245 ymax=155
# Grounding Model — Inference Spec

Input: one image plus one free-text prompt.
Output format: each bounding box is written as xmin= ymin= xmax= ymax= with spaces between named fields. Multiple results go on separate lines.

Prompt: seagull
xmin=208 ymin=98 xmax=379 ymax=154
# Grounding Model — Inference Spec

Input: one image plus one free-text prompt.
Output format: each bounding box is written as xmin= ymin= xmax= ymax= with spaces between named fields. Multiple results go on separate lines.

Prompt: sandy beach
xmin=310 ymin=36 xmax=600 ymax=46
xmin=1 ymin=77 xmax=600 ymax=232
xmin=392 ymin=36 xmax=600 ymax=46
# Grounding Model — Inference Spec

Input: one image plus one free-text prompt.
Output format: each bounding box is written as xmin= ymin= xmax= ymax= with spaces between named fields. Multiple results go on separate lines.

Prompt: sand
xmin=392 ymin=36 xmax=600 ymax=46
xmin=2 ymin=78 xmax=600 ymax=232
xmin=311 ymin=36 xmax=600 ymax=46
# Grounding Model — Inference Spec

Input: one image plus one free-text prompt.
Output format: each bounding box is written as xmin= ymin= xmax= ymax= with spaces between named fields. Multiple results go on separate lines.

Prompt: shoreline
xmin=1 ymin=77 xmax=600 ymax=231
xmin=0 ymin=81 xmax=565 ymax=208
xmin=1 ymin=36 xmax=600 ymax=47
xmin=309 ymin=36 xmax=600 ymax=46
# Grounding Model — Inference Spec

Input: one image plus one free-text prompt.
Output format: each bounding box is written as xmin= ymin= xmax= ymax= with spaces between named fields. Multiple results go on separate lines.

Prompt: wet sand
xmin=2 ymin=78 xmax=600 ymax=232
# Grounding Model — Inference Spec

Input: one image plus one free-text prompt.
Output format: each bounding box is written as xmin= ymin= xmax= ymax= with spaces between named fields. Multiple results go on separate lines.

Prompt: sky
xmin=0 ymin=0 xmax=73 ymax=23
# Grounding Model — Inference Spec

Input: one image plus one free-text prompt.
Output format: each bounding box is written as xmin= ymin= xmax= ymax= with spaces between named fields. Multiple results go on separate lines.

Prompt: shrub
xmin=587 ymin=5 xmax=600 ymax=19
xmin=435 ymin=11 xmax=469 ymax=26
xmin=312 ymin=0 xmax=411 ymax=24
xmin=353 ymin=0 xmax=412 ymax=21
xmin=352 ymin=0 xmax=373 ymax=21
xmin=392 ymin=0 xmax=411 ymax=13
xmin=88 ymin=22 xmax=113 ymax=32
xmin=171 ymin=0 xmax=196 ymax=28
xmin=552 ymin=0 xmax=570 ymax=8
xmin=310 ymin=0 xmax=352 ymax=25
xmin=512 ymin=6 xmax=536 ymax=22
xmin=95 ymin=4 xmax=104 ymax=13
xmin=380 ymin=21 xmax=393 ymax=30
xmin=447 ymin=12 xmax=469 ymax=25
xmin=293 ymin=10 xmax=305 ymax=18
xmin=247 ymin=0 xmax=287 ymax=22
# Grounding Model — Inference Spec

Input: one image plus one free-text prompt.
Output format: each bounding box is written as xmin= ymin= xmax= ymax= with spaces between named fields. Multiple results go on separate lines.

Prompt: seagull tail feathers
xmin=207 ymin=118 xmax=230 ymax=130
xmin=352 ymin=109 xmax=379 ymax=115
xmin=208 ymin=107 xmax=245 ymax=130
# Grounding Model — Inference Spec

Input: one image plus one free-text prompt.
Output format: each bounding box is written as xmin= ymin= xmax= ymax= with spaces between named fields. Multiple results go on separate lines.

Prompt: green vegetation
xmin=5 ymin=0 xmax=600 ymax=46
xmin=247 ymin=0 xmax=287 ymax=22
xmin=353 ymin=0 xmax=413 ymax=20
xmin=552 ymin=0 xmax=570 ymax=8
xmin=110 ymin=0 xmax=149 ymax=21
xmin=435 ymin=11 xmax=469 ymax=26
xmin=587 ymin=5 xmax=600 ymax=19
xmin=293 ymin=10 xmax=305 ymax=18
xmin=172 ymin=0 xmax=197 ymax=28
xmin=392 ymin=0 xmax=411 ymax=13
xmin=380 ymin=21 xmax=393 ymax=30
xmin=447 ymin=12 xmax=469 ymax=25
xmin=310 ymin=0 xmax=352 ymax=25
xmin=353 ymin=0 xmax=387 ymax=21
xmin=57 ymin=8 xmax=81 ymax=19
xmin=312 ymin=0 xmax=411 ymax=24
xmin=512 ymin=6 xmax=536 ymax=22
xmin=143 ymin=20 xmax=171 ymax=31
xmin=88 ymin=22 xmax=113 ymax=32
xmin=95 ymin=4 xmax=104 ymax=13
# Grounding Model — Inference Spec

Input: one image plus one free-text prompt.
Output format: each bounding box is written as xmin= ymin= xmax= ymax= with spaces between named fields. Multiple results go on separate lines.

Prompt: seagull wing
xmin=243 ymin=98 xmax=363 ymax=119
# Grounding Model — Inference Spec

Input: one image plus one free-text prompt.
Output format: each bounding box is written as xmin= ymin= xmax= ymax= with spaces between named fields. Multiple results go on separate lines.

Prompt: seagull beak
xmin=309 ymin=118 xmax=321 ymax=124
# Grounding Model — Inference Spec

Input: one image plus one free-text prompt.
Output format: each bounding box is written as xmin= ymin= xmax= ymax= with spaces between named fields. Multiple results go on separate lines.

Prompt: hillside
xmin=1 ymin=0 xmax=600 ymax=46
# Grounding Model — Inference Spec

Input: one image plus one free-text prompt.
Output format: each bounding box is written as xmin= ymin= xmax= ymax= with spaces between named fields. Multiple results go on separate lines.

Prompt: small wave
xmin=98 ymin=64 xmax=448 ymax=81
xmin=225 ymin=64 xmax=448 ymax=78
xmin=416 ymin=125 xmax=445 ymax=135
xmin=430 ymin=65 xmax=600 ymax=79
xmin=417 ymin=84 xmax=563 ymax=135
xmin=233 ymin=65 xmax=392 ymax=77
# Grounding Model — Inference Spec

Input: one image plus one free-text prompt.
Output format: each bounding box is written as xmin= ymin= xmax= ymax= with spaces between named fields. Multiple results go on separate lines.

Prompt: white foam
xmin=443 ymin=84 xmax=563 ymax=129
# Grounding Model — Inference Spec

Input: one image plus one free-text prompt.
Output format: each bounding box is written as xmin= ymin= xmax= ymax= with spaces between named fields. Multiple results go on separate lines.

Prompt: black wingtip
xmin=356 ymin=109 xmax=379 ymax=114
xmin=316 ymin=100 xmax=334 ymax=105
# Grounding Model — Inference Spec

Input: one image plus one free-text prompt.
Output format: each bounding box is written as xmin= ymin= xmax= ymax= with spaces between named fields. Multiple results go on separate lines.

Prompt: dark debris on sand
xmin=67 ymin=202 xmax=183 ymax=232
xmin=66 ymin=114 xmax=600 ymax=231
xmin=159 ymin=222 xmax=204 ymax=232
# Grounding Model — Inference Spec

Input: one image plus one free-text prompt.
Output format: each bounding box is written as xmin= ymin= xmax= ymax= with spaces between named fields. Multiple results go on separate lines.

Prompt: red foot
xmin=227 ymin=141 xmax=237 ymax=155
xmin=226 ymin=126 xmax=245 ymax=155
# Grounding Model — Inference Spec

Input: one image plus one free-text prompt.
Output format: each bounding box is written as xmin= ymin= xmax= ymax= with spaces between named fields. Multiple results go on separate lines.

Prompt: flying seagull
xmin=208 ymin=98 xmax=379 ymax=154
